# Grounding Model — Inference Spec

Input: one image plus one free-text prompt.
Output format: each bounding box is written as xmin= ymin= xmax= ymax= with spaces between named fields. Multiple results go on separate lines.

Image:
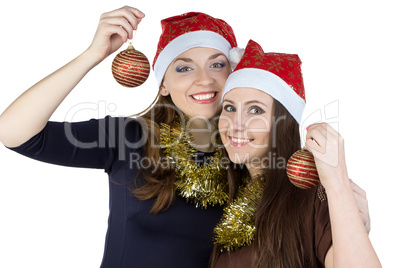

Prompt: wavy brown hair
xmin=210 ymin=100 xmax=311 ymax=267
xmin=132 ymin=93 xmax=179 ymax=214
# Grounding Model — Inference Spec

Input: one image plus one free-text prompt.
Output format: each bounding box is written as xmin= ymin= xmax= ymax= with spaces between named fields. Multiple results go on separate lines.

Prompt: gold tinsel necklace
xmin=160 ymin=116 xmax=228 ymax=208
xmin=214 ymin=175 xmax=265 ymax=252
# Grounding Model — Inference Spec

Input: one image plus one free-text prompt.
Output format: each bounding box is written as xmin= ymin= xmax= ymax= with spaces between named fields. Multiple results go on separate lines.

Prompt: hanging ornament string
xmin=160 ymin=116 xmax=229 ymax=208
xmin=112 ymin=28 xmax=150 ymax=88
xmin=214 ymin=175 xmax=265 ymax=252
xmin=130 ymin=28 xmax=138 ymax=45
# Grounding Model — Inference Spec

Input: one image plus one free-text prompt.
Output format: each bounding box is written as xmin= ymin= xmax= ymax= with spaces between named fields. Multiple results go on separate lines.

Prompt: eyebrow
xmin=173 ymin=53 xmax=226 ymax=64
xmin=223 ymin=99 xmax=269 ymax=107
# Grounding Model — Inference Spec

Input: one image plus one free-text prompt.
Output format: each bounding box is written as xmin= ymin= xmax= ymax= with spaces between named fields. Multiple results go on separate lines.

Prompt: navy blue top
xmin=8 ymin=116 xmax=223 ymax=267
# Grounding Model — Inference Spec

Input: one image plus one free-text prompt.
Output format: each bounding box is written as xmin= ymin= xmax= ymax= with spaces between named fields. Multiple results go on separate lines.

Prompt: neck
xmin=245 ymin=164 xmax=264 ymax=180
xmin=187 ymin=117 xmax=217 ymax=153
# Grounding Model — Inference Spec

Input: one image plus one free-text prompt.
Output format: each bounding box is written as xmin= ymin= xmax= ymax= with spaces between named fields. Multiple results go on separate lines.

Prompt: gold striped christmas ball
xmin=112 ymin=45 xmax=150 ymax=88
xmin=286 ymin=149 xmax=320 ymax=189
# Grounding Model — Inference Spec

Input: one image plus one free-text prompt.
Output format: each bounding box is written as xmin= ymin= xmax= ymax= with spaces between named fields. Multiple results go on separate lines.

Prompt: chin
xmin=226 ymin=150 xmax=249 ymax=165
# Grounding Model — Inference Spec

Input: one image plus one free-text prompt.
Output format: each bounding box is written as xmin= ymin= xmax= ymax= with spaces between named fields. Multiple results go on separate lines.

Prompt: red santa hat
xmin=153 ymin=12 xmax=237 ymax=86
xmin=223 ymin=39 xmax=306 ymax=124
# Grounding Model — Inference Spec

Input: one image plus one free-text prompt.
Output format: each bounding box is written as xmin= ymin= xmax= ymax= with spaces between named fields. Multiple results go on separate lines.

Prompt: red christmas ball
xmin=112 ymin=45 xmax=150 ymax=88
xmin=286 ymin=149 xmax=320 ymax=189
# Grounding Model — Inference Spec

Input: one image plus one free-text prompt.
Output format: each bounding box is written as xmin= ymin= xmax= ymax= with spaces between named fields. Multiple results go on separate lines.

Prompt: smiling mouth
xmin=229 ymin=136 xmax=254 ymax=146
xmin=190 ymin=92 xmax=217 ymax=101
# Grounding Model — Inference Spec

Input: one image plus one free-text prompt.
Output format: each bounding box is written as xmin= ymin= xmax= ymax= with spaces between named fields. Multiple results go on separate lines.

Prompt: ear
xmin=160 ymin=85 xmax=170 ymax=96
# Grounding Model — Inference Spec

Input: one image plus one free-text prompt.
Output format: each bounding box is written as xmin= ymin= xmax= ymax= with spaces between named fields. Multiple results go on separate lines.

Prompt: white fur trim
xmin=153 ymin=31 xmax=232 ymax=87
xmin=222 ymin=68 xmax=306 ymax=124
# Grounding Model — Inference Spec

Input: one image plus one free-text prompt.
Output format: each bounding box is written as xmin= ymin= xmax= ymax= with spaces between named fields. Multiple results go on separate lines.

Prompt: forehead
xmin=223 ymin=87 xmax=273 ymax=104
xmin=175 ymin=47 xmax=224 ymax=59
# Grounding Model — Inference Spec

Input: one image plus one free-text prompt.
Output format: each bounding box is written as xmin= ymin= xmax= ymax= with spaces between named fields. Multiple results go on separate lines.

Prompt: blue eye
xmin=223 ymin=104 xmax=236 ymax=112
xmin=210 ymin=62 xmax=226 ymax=68
xmin=175 ymin=66 xmax=192 ymax=72
xmin=249 ymin=106 xmax=264 ymax=114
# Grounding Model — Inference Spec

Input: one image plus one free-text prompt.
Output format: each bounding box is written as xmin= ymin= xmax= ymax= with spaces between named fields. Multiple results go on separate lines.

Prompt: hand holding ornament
xmin=304 ymin=122 xmax=350 ymax=192
xmin=86 ymin=6 xmax=145 ymax=64
xmin=286 ymin=135 xmax=371 ymax=233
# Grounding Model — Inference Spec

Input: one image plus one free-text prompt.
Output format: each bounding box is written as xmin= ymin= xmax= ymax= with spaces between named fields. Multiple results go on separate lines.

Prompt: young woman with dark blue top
xmin=0 ymin=6 xmax=237 ymax=267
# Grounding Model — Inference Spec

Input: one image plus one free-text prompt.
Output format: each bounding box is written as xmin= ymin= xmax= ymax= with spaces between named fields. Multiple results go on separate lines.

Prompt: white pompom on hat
xmin=228 ymin=47 xmax=245 ymax=71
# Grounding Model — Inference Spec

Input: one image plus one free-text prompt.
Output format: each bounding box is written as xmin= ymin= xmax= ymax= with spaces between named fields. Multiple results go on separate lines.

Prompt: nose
xmin=195 ymin=67 xmax=214 ymax=86
xmin=231 ymin=107 xmax=246 ymax=133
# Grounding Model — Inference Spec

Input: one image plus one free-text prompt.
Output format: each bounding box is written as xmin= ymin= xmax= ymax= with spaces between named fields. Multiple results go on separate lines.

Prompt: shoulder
xmin=301 ymin=184 xmax=328 ymax=209
xmin=102 ymin=116 xmax=144 ymax=142
xmin=69 ymin=116 xmax=146 ymax=150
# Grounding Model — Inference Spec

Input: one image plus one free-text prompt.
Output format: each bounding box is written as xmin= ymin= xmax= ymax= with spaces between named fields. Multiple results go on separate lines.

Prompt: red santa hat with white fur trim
xmin=223 ymin=39 xmax=306 ymax=124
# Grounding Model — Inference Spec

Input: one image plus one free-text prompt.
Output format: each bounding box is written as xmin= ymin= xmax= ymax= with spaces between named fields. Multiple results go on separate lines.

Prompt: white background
xmin=0 ymin=0 xmax=400 ymax=267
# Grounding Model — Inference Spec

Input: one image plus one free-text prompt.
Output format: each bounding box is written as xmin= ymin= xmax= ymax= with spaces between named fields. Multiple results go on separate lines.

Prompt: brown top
xmin=215 ymin=185 xmax=332 ymax=268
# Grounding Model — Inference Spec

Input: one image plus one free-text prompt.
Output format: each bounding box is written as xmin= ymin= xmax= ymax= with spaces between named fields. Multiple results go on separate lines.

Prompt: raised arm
xmin=305 ymin=123 xmax=381 ymax=268
xmin=0 ymin=6 xmax=145 ymax=148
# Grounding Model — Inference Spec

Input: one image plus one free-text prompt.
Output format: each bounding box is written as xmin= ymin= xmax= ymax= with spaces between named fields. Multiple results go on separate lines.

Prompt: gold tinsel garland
xmin=214 ymin=176 xmax=265 ymax=252
xmin=160 ymin=116 xmax=228 ymax=208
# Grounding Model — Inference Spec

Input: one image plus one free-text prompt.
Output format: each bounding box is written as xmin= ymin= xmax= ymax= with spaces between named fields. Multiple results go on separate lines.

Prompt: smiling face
xmin=161 ymin=47 xmax=231 ymax=120
xmin=219 ymin=87 xmax=275 ymax=173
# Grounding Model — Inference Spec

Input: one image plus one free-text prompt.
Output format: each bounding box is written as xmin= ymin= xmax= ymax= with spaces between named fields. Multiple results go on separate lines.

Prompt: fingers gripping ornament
xmin=286 ymin=148 xmax=320 ymax=189
xmin=111 ymin=32 xmax=150 ymax=88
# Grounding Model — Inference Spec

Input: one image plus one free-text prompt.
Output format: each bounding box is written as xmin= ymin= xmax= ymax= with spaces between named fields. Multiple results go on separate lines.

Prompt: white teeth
xmin=192 ymin=93 xmax=216 ymax=100
xmin=230 ymin=137 xmax=252 ymax=143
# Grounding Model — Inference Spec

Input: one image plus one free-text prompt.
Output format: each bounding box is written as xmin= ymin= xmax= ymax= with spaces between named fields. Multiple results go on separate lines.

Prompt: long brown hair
xmin=132 ymin=93 xmax=179 ymax=214
xmin=211 ymin=100 xmax=311 ymax=267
